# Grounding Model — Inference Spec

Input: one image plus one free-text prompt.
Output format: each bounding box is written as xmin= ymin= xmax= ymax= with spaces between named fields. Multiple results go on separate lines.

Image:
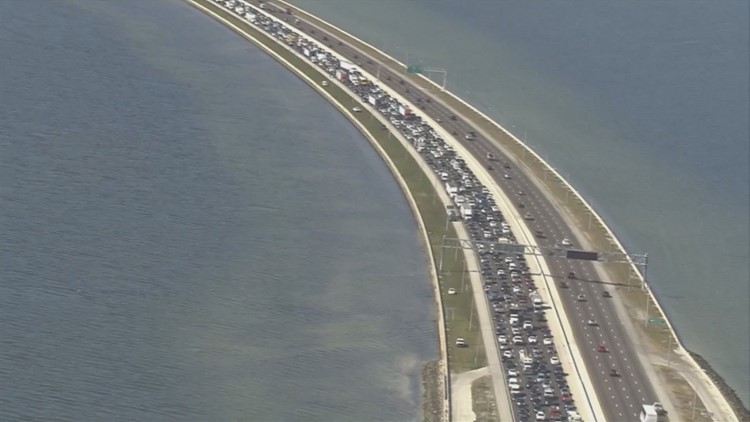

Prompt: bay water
xmin=0 ymin=0 xmax=437 ymax=420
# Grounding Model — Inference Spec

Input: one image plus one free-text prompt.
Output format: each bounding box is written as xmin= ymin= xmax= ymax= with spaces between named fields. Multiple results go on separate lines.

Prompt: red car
xmin=596 ymin=344 xmax=608 ymax=353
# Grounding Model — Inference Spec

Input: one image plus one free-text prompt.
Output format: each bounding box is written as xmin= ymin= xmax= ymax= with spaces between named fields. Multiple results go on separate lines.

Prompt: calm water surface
xmin=0 ymin=0 xmax=436 ymax=420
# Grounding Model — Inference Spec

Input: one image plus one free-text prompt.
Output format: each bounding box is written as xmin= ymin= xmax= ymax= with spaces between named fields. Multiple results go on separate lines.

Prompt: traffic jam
xmin=212 ymin=0 xmax=580 ymax=420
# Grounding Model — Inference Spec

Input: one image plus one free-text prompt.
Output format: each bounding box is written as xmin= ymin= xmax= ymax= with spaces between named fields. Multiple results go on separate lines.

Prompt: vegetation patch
xmin=471 ymin=375 xmax=499 ymax=422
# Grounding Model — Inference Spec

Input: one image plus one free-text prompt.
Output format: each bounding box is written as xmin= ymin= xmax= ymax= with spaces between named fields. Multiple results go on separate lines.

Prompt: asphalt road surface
xmin=254 ymin=2 xmax=661 ymax=420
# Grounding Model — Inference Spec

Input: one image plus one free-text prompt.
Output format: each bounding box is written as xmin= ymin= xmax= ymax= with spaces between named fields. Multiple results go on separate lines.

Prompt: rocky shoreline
xmin=422 ymin=360 xmax=445 ymax=422
xmin=688 ymin=351 xmax=749 ymax=421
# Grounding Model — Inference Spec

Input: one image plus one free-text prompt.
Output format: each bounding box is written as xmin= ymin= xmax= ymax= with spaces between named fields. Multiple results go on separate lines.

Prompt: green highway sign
xmin=406 ymin=65 xmax=423 ymax=74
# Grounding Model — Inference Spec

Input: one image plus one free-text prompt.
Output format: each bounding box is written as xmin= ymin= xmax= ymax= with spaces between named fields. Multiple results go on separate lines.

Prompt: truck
xmin=445 ymin=205 xmax=459 ymax=221
xmin=398 ymin=104 xmax=411 ymax=117
xmin=444 ymin=182 xmax=459 ymax=197
xmin=639 ymin=405 xmax=658 ymax=422
xmin=339 ymin=60 xmax=357 ymax=72
xmin=459 ymin=203 xmax=473 ymax=220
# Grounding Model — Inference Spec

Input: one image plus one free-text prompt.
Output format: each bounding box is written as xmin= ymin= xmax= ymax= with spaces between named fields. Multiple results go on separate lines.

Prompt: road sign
xmin=566 ymin=250 xmax=599 ymax=261
xmin=406 ymin=65 xmax=423 ymax=73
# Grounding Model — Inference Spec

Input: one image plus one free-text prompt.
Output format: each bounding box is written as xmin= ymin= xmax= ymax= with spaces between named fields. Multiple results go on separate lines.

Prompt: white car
xmin=497 ymin=335 xmax=507 ymax=344
xmin=523 ymin=321 xmax=534 ymax=330
xmin=352 ymin=106 xmax=362 ymax=112
xmin=562 ymin=238 xmax=572 ymax=246
xmin=503 ymin=350 xmax=513 ymax=358
xmin=528 ymin=335 xmax=538 ymax=344
xmin=550 ymin=356 xmax=560 ymax=365
xmin=447 ymin=288 xmax=456 ymax=295
xmin=536 ymin=410 xmax=547 ymax=421
xmin=507 ymin=369 xmax=518 ymax=377
xmin=512 ymin=336 xmax=524 ymax=345
xmin=543 ymin=337 xmax=553 ymax=345
xmin=587 ymin=319 xmax=597 ymax=326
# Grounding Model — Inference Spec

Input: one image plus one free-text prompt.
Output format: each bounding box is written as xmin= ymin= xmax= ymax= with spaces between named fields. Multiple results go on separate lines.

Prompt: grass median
xmin=191 ymin=0 xmax=487 ymax=377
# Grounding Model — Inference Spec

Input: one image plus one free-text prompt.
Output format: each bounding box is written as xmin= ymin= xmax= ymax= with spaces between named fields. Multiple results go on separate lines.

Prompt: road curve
xmin=266 ymin=4 xmax=662 ymax=421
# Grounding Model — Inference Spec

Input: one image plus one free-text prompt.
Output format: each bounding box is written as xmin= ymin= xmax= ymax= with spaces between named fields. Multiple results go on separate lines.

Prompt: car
xmin=576 ymin=294 xmax=586 ymax=302
xmin=447 ymin=288 xmax=456 ymax=295
xmin=535 ymin=230 xmax=545 ymax=238
xmin=561 ymin=238 xmax=572 ymax=246
xmin=518 ymin=202 xmax=525 ymax=209
xmin=450 ymin=115 xmax=457 ymax=121
xmin=523 ymin=213 xmax=534 ymax=220
xmin=503 ymin=173 xmax=512 ymax=179
xmin=498 ymin=335 xmax=508 ymax=344
xmin=321 ymin=80 xmax=329 ymax=86
xmin=543 ymin=337 xmax=553 ymax=345
xmin=587 ymin=319 xmax=597 ymax=326
xmin=513 ymin=336 xmax=524 ymax=345
xmin=456 ymin=338 xmax=467 ymax=347
xmin=596 ymin=344 xmax=608 ymax=353
xmin=602 ymin=290 xmax=612 ymax=298
xmin=352 ymin=106 xmax=362 ymax=112
xmin=508 ymin=369 xmax=518 ymax=377
xmin=503 ymin=350 xmax=513 ymax=358
xmin=654 ymin=402 xmax=668 ymax=415
xmin=535 ymin=410 xmax=546 ymax=420
xmin=610 ymin=369 xmax=620 ymax=377
xmin=567 ymin=271 xmax=576 ymax=279
xmin=523 ymin=321 xmax=534 ymax=330
xmin=550 ymin=356 xmax=560 ymax=365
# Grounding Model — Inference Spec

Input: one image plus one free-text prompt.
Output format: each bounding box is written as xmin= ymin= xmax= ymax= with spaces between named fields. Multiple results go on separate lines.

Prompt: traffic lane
xmin=492 ymin=159 xmax=656 ymax=417
xmin=563 ymin=262 xmax=654 ymax=421
xmin=556 ymin=259 xmax=637 ymax=419
xmin=465 ymin=146 xmax=634 ymax=419
xmin=422 ymin=103 xmax=653 ymax=418
xmin=449 ymin=133 xmax=648 ymax=418
xmin=283 ymin=7 xmax=655 ymax=416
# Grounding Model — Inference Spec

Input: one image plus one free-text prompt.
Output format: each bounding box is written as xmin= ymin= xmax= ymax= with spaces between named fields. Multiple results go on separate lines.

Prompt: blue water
xmin=290 ymin=0 xmax=750 ymax=405
xmin=0 ymin=0 xmax=436 ymax=420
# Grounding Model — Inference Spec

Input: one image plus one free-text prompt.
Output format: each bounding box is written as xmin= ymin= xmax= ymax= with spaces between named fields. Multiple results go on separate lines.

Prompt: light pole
xmin=666 ymin=333 xmax=673 ymax=367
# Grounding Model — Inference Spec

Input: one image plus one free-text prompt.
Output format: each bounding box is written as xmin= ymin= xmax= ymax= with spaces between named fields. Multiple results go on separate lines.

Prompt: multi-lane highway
xmin=229 ymin=1 xmax=662 ymax=419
